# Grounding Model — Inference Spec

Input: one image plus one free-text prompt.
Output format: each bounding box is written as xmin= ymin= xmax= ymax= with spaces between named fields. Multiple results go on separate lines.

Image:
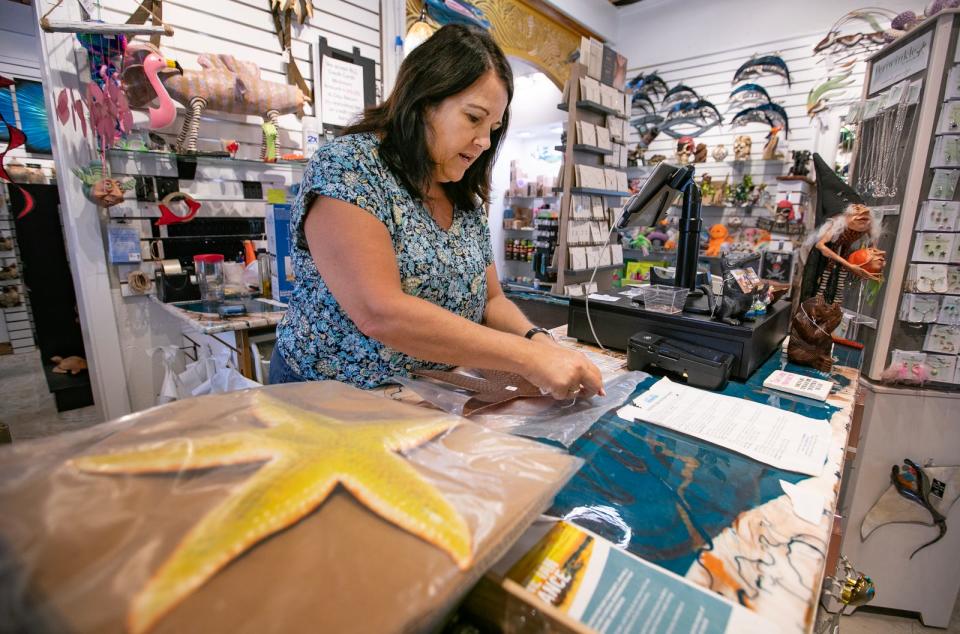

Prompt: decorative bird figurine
xmin=138 ymin=49 xmax=182 ymax=130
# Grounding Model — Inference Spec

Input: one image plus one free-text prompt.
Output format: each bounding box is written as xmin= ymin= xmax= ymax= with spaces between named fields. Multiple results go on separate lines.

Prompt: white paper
xmin=587 ymin=293 xmax=620 ymax=302
xmin=321 ymin=56 xmax=365 ymax=128
xmin=779 ymin=480 xmax=825 ymax=526
xmin=617 ymin=378 xmax=831 ymax=476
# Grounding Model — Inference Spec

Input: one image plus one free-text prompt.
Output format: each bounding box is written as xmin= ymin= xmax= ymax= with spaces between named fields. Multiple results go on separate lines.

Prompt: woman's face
xmin=425 ymin=69 xmax=509 ymax=186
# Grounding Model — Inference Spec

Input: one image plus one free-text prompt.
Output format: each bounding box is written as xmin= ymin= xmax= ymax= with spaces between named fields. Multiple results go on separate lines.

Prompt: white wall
xmin=615 ymin=0 xmax=918 ymax=68
xmin=612 ymin=0 xmax=919 ymax=172
xmin=544 ymin=0 xmax=620 ymax=41
xmin=490 ymin=70 xmax=564 ymax=276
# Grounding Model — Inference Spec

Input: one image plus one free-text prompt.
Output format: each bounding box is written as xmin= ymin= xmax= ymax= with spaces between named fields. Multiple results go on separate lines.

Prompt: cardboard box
xmin=462 ymin=521 xmax=777 ymax=634
xmin=265 ymin=204 xmax=294 ymax=301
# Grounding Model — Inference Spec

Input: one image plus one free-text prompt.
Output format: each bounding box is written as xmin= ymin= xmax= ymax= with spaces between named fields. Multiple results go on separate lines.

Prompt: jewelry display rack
xmin=551 ymin=62 xmax=630 ymax=296
xmin=846 ymin=10 xmax=960 ymax=389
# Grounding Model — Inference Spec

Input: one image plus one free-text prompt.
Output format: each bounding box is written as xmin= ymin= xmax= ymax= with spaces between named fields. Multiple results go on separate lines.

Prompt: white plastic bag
xmin=190 ymin=349 xmax=260 ymax=396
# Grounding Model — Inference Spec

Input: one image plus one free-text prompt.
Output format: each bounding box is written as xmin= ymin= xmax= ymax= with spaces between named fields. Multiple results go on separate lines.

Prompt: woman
xmin=271 ymin=24 xmax=603 ymax=400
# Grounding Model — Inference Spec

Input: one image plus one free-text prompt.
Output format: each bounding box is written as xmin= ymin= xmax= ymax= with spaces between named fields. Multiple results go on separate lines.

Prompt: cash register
xmin=566 ymin=163 xmax=791 ymax=383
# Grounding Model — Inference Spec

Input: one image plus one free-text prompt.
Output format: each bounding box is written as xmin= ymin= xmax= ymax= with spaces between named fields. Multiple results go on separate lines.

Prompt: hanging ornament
xmin=0 ymin=76 xmax=35 ymax=220
xmin=156 ymin=191 xmax=201 ymax=226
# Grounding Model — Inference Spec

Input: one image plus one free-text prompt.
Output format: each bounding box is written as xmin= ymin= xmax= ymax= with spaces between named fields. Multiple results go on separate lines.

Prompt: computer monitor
xmin=615 ymin=162 xmax=683 ymax=230
xmin=615 ymin=163 xmax=702 ymax=294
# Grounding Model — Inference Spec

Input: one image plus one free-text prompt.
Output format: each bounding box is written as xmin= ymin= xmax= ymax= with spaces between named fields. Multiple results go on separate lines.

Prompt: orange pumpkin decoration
xmin=848 ymin=248 xmax=883 ymax=274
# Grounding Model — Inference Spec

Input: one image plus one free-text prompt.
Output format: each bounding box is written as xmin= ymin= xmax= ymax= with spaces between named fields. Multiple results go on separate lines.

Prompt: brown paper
xmin=0 ymin=382 xmax=580 ymax=633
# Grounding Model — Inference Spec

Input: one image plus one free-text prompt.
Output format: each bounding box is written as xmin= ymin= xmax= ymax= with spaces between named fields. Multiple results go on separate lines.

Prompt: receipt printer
xmin=627 ymin=332 xmax=734 ymax=391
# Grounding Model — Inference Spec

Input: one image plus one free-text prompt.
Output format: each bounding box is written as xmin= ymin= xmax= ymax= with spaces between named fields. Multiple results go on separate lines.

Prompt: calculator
xmin=762 ymin=370 xmax=834 ymax=401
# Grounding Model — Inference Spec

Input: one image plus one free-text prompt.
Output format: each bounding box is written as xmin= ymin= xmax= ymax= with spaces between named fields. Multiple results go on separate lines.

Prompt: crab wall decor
xmin=122 ymin=44 xmax=308 ymax=159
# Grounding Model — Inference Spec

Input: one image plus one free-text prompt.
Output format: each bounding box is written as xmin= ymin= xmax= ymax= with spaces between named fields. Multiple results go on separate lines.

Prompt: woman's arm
xmin=304 ymin=197 xmax=603 ymax=398
xmin=481 ymin=265 xmax=554 ymax=343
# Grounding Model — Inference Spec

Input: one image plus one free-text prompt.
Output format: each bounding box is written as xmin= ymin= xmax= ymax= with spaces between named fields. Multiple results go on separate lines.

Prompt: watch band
xmin=524 ymin=327 xmax=553 ymax=341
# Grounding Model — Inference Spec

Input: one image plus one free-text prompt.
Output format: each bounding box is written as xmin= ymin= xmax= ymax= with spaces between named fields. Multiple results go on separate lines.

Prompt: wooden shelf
xmin=561 ymin=263 xmax=623 ymax=275
xmin=558 ymin=100 xmax=620 ymax=116
xmin=555 ymin=144 xmax=614 ymax=156
xmin=554 ymin=187 xmax=631 ymax=197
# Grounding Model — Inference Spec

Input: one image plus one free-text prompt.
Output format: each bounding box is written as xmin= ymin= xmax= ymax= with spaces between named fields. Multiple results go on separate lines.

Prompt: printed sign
xmin=871 ymin=30 xmax=932 ymax=94
xmin=321 ymin=56 xmax=365 ymax=128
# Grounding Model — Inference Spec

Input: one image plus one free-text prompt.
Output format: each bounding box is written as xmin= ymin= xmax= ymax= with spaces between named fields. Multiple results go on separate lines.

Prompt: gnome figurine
xmin=788 ymin=154 xmax=886 ymax=372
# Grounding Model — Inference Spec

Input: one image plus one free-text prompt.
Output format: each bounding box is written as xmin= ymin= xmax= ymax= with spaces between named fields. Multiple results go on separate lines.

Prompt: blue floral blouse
xmin=274 ymin=132 xmax=494 ymax=388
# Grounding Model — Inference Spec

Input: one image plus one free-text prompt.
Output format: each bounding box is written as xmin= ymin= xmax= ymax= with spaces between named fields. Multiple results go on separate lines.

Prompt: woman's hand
xmin=521 ymin=340 xmax=605 ymax=400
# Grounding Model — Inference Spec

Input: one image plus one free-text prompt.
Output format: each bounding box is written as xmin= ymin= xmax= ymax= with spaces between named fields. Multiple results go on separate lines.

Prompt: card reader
xmin=627 ymin=332 xmax=734 ymax=391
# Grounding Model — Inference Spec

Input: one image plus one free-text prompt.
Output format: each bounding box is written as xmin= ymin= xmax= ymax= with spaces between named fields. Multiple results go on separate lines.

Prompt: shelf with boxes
xmin=551 ymin=39 xmax=631 ymax=297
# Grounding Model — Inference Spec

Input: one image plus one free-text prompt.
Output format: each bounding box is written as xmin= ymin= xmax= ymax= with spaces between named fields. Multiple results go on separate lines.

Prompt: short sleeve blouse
xmin=274 ymin=132 xmax=494 ymax=388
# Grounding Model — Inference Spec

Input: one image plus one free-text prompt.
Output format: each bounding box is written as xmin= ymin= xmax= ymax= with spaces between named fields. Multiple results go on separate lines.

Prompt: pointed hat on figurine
xmin=812 ymin=152 xmax=863 ymax=225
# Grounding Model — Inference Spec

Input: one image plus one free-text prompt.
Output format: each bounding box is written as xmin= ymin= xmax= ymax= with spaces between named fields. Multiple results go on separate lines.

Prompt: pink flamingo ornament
xmin=140 ymin=50 xmax=182 ymax=130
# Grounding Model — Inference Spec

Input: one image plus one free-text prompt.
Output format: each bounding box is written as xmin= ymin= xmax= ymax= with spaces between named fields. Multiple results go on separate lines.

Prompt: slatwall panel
xmin=0 ymin=188 xmax=36 ymax=355
xmin=627 ymin=31 xmax=867 ymax=182
xmin=97 ymin=0 xmax=382 ymax=159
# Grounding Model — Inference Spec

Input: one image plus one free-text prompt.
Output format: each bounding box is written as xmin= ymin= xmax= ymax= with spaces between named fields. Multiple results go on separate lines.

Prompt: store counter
xmin=149 ymin=296 xmax=286 ymax=380
xmin=442 ymin=327 xmax=863 ymax=634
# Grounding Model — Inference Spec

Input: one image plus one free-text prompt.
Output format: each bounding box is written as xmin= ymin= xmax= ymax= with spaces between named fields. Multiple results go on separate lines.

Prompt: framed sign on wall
xmin=313 ymin=37 xmax=376 ymax=135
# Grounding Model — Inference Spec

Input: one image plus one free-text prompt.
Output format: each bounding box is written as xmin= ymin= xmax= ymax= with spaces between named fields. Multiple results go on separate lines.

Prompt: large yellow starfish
xmin=69 ymin=391 xmax=471 ymax=634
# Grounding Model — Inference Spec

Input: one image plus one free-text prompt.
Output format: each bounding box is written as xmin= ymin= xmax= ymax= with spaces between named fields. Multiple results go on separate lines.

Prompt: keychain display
xmin=924 ymin=324 xmax=960 ymax=354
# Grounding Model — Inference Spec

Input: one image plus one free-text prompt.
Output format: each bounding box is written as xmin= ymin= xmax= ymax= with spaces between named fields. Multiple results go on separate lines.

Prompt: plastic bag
xmin=0 ymin=381 xmax=581 ymax=634
xmin=148 ymin=347 xmax=260 ymax=405
xmin=190 ymin=349 xmax=260 ymax=396
xmin=393 ymin=370 xmax=649 ymax=447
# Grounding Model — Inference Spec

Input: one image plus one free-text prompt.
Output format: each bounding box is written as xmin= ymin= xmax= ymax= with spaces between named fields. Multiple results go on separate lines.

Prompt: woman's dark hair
xmin=344 ymin=24 xmax=513 ymax=210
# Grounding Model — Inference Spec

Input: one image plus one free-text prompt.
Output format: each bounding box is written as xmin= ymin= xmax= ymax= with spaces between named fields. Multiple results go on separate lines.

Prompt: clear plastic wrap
xmin=0 ymin=382 xmax=582 ymax=634
xmin=393 ymin=371 xmax=649 ymax=447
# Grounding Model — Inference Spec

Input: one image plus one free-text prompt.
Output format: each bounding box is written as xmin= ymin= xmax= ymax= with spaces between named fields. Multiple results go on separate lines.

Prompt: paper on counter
xmin=779 ymin=480 xmax=826 ymax=526
xmin=586 ymin=293 xmax=620 ymax=302
xmin=617 ymin=377 xmax=830 ymax=476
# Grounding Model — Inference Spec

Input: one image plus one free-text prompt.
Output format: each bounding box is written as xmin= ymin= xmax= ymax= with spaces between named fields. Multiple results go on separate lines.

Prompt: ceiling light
xmin=403 ymin=6 xmax=435 ymax=56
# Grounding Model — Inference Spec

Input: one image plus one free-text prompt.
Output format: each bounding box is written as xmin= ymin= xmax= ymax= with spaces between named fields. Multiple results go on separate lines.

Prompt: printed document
xmin=617 ymin=377 xmax=830 ymax=476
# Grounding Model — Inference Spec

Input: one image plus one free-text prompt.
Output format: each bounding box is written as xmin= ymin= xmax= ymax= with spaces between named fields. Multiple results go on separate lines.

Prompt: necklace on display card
xmin=939 ymin=296 xmax=960 ymax=325
xmin=928 ymin=170 xmax=960 ymax=200
xmin=939 ymin=101 xmax=960 ymax=134
xmin=932 ymin=136 xmax=960 ymax=168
